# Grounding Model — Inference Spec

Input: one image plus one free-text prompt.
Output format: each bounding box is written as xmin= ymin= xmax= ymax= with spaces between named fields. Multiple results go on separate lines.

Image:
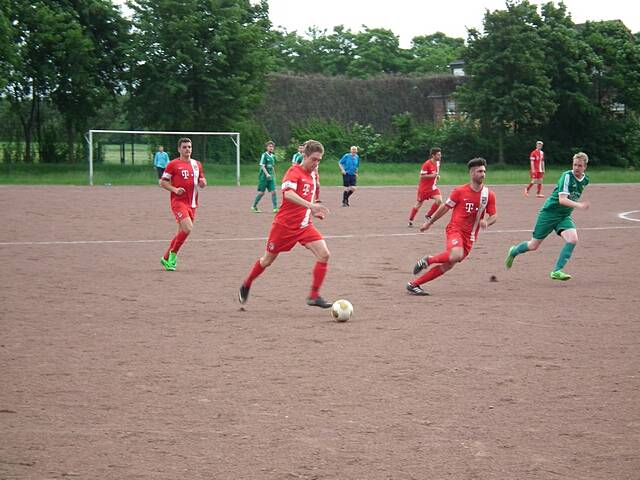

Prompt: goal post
xmin=84 ymin=129 xmax=240 ymax=186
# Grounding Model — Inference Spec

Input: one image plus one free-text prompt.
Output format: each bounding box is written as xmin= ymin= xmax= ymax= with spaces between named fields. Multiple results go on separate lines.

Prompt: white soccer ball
xmin=331 ymin=299 xmax=353 ymax=322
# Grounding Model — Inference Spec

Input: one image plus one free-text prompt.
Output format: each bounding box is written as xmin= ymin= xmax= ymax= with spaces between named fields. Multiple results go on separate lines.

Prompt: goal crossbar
xmin=85 ymin=129 xmax=240 ymax=186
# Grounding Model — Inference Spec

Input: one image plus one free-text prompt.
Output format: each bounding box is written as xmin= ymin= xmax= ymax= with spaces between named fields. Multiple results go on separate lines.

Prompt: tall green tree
xmin=128 ymin=0 xmax=273 ymax=131
xmin=456 ymin=0 xmax=556 ymax=162
xmin=408 ymin=32 xmax=465 ymax=74
xmin=537 ymin=2 xmax=599 ymax=155
xmin=347 ymin=27 xmax=407 ymax=77
xmin=0 ymin=0 xmax=14 ymax=90
xmin=582 ymin=20 xmax=640 ymax=113
xmin=2 ymin=0 xmax=129 ymax=162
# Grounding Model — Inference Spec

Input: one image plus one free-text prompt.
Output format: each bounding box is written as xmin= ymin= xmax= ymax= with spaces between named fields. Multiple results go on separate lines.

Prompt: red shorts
xmin=445 ymin=229 xmax=472 ymax=259
xmin=266 ymin=223 xmax=323 ymax=254
xmin=530 ymin=172 xmax=544 ymax=180
xmin=417 ymin=187 xmax=441 ymax=202
xmin=172 ymin=203 xmax=196 ymax=223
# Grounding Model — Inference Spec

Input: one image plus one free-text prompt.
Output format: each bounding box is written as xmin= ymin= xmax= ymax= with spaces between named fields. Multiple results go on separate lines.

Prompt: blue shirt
xmin=154 ymin=151 xmax=170 ymax=168
xmin=339 ymin=153 xmax=360 ymax=175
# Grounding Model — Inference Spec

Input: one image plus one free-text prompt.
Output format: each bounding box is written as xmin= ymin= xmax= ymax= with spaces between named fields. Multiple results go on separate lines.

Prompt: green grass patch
xmin=1 ymin=161 xmax=638 ymax=186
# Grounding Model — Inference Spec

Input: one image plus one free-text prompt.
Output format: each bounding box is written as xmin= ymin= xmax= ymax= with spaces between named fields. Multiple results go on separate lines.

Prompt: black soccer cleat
xmin=306 ymin=296 xmax=332 ymax=308
xmin=412 ymin=257 xmax=428 ymax=275
xmin=406 ymin=282 xmax=430 ymax=296
xmin=238 ymin=283 xmax=250 ymax=304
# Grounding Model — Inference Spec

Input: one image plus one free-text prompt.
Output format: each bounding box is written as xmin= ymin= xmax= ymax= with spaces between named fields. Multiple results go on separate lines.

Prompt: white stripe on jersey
xmin=190 ymin=159 xmax=199 ymax=208
xmin=561 ymin=173 xmax=570 ymax=195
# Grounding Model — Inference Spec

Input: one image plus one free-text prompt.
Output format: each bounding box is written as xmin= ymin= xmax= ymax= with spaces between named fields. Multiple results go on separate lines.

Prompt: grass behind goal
xmin=1 ymin=161 xmax=639 ymax=186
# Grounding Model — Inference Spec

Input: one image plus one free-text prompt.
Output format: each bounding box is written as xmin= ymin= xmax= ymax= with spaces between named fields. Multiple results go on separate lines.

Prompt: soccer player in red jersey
xmin=159 ymin=138 xmax=207 ymax=271
xmin=525 ymin=140 xmax=545 ymax=197
xmin=407 ymin=157 xmax=497 ymax=296
xmin=238 ymin=140 xmax=333 ymax=308
xmin=408 ymin=147 xmax=443 ymax=227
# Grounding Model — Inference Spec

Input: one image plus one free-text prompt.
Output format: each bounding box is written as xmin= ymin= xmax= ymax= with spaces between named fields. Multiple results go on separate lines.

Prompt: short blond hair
xmin=573 ymin=152 xmax=588 ymax=164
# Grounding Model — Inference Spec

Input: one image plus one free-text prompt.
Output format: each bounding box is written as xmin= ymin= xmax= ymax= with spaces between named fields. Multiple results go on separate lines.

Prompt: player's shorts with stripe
xmin=266 ymin=223 xmax=323 ymax=254
xmin=530 ymin=172 xmax=544 ymax=180
xmin=445 ymin=228 xmax=472 ymax=259
xmin=171 ymin=203 xmax=196 ymax=223
xmin=532 ymin=212 xmax=575 ymax=240
xmin=417 ymin=187 xmax=441 ymax=202
xmin=258 ymin=175 xmax=276 ymax=192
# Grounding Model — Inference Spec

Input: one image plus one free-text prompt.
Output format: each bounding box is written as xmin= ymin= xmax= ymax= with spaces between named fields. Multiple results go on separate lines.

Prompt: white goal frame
xmin=84 ymin=129 xmax=241 ymax=186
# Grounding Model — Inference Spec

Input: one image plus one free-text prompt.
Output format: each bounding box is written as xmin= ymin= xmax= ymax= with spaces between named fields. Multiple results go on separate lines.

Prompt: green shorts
xmin=532 ymin=212 xmax=576 ymax=240
xmin=257 ymin=175 xmax=276 ymax=192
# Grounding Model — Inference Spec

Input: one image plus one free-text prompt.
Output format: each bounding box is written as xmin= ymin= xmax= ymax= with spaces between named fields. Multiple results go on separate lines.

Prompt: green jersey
xmin=259 ymin=151 xmax=275 ymax=178
xmin=292 ymin=152 xmax=303 ymax=165
xmin=541 ymin=170 xmax=589 ymax=217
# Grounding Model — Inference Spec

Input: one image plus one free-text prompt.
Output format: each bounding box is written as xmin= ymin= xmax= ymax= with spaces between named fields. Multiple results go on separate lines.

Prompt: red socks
xmin=427 ymin=250 xmax=450 ymax=265
xmin=309 ymin=261 xmax=328 ymax=299
xmin=409 ymin=207 xmax=418 ymax=221
xmin=426 ymin=202 xmax=439 ymax=218
xmin=414 ymin=265 xmax=445 ymax=285
xmin=244 ymin=259 xmax=266 ymax=287
xmin=164 ymin=230 xmax=190 ymax=259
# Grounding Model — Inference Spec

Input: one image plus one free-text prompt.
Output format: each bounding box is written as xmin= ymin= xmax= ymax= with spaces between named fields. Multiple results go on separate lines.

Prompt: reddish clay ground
xmin=1 ymin=184 xmax=639 ymax=479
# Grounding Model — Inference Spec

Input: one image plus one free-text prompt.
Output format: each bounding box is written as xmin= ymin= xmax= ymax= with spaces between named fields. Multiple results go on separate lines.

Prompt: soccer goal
xmin=84 ymin=129 xmax=240 ymax=186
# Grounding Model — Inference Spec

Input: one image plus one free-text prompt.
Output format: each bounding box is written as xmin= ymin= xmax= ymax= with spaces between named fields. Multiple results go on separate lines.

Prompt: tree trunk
xmin=16 ymin=96 xmax=37 ymax=164
xmin=497 ymin=128 xmax=505 ymax=164
xmin=66 ymin=122 xmax=75 ymax=163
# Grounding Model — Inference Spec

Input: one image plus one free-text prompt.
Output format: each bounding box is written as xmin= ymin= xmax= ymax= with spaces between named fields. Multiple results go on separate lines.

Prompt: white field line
xmin=618 ymin=210 xmax=640 ymax=222
xmin=0 ymin=225 xmax=638 ymax=247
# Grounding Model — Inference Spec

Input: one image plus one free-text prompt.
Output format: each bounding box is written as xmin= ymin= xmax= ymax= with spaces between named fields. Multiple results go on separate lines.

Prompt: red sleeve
xmin=486 ymin=190 xmax=497 ymax=216
xmin=162 ymin=160 xmax=176 ymax=179
xmin=197 ymin=161 xmax=205 ymax=180
xmin=281 ymin=166 xmax=299 ymax=191
xmin=445 ymin=186 xmax=461 ymax=208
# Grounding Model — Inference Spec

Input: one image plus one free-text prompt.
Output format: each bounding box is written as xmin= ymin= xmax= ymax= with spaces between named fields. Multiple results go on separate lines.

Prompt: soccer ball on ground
xmin=331 ymin=299 xmax=353 ymax=322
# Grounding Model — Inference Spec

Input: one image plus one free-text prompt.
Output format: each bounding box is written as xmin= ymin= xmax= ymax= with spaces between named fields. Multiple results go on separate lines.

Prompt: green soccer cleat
xmin=168 ymin=251 xmax=177 ymax=269
xmin=550 ymin=270 xmax=572 ymax=281
xmin=505 ymin=246 xmax=517 ymax=269
xmin=250 ymin=206 xmax=261 ymax=213
xmin=272 ymin=208 xmax=279 ymax=213
xmin=160 ymin=257 xmax=175 ymax=271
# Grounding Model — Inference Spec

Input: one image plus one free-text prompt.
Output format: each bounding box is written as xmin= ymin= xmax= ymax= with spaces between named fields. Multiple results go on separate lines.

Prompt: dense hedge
xmin=255 ymin=74 xmax=465 ymax=143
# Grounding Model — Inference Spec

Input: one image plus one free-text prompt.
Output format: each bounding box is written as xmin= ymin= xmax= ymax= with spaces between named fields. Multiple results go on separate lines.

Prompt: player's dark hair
xmin=430 ymin=147 xmax=441 ymax=157
xmin=303 ymin=139 xmax=324 ymax=156
xmin=177 ymin=137 xmax=192 ymax=148
xmin=467 ymin=157 xmax=487 ymax=170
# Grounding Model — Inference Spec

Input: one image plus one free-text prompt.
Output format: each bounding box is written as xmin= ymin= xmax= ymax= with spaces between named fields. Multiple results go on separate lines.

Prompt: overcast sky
xmin=264 ymin=0 xmax=640 ymax=47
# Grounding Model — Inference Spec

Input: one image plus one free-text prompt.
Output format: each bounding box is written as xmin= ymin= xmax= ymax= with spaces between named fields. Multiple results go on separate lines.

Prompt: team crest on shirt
xmin=452 ymin=239 xmax=459 ymax=245
xmin=268 ymin=242 xmax=275 ymax=252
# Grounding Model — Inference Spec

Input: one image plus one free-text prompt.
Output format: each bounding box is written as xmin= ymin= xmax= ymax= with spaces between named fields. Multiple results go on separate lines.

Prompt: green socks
xmin=554 ymin=242 xmax=575 ymax=271
xmin=513 ymin=241 xmax=529 ymax=256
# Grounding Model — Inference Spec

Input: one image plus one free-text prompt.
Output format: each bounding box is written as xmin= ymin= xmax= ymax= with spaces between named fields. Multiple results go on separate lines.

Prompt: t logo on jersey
xmin=181 ymin=170 xmax=190 ymax=179
xmin=465 ymin=202 xmax=474 ymax=212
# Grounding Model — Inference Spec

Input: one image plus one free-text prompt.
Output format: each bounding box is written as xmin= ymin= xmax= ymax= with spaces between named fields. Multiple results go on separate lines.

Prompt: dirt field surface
xmin=1 ymin=183 xmax=639 ymax=480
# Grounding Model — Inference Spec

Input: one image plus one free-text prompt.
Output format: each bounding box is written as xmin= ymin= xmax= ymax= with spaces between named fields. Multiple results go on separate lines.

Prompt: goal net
xmin=84 ymin=130 xmax=240 ymax=186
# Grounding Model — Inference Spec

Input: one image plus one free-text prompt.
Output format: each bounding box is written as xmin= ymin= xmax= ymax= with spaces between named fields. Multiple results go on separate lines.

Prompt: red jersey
xmin=529 ymin=149 xmax=545 ymax=174
xmin=274 ymin=165 xmax=318 ymax=229
xmin=418 ymin=159 xmax=440 ymax=193
xmin=162 ymin=158 xmax=205 ymax=208
xmin=445 ymin=184 xmax=496 ymax=242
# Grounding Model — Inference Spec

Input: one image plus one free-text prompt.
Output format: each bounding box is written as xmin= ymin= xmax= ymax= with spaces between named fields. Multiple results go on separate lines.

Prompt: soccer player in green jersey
xmin=251 ymin=141 xmax=279 ymax=213
xmin=505 ymin=152 xmax=590 ymax=281
xmin=291 ymin=144 xmax=304 ymax=165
